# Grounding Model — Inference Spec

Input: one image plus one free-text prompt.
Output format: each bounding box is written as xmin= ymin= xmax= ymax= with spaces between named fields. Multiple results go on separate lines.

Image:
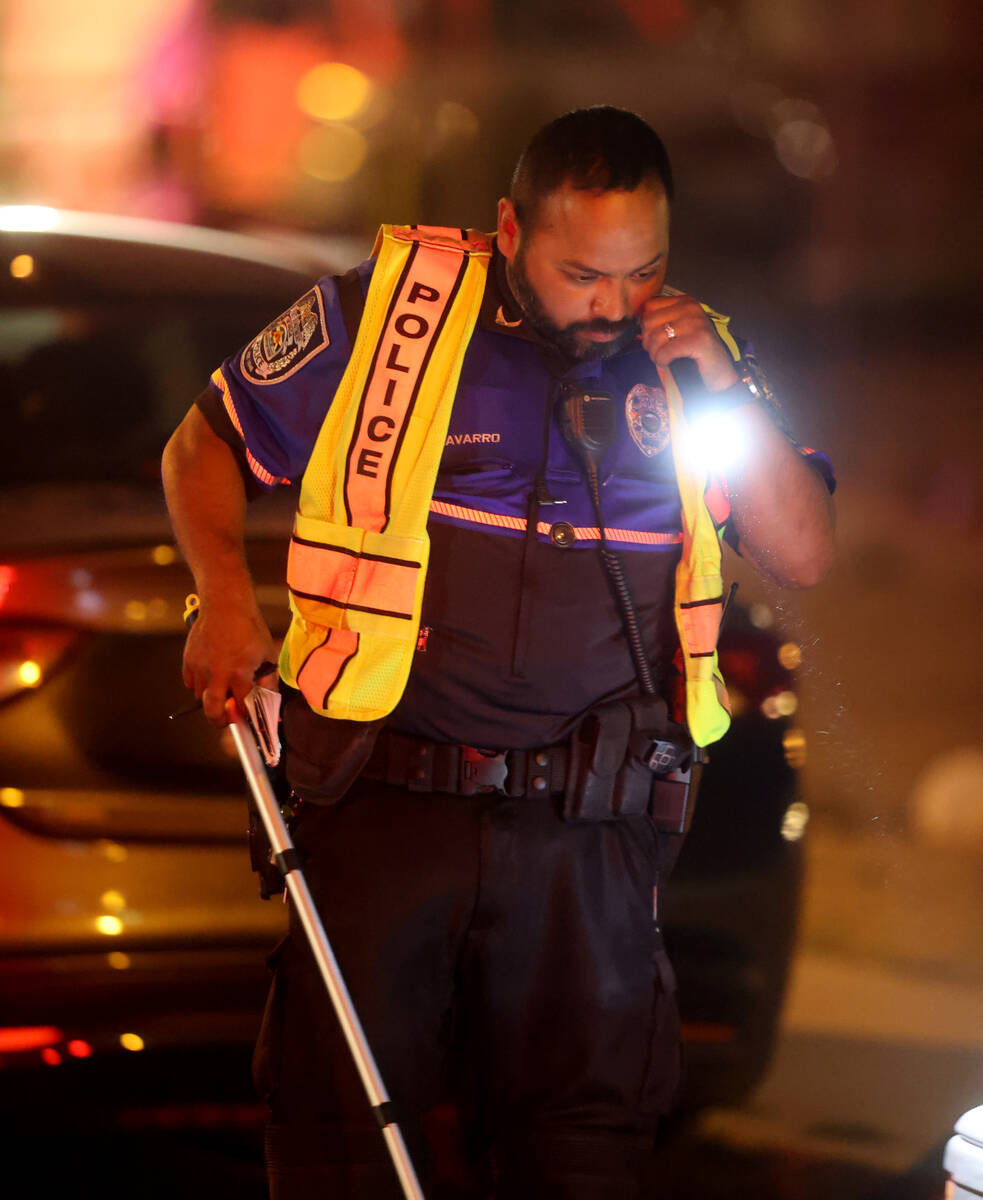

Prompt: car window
xmin=0 ymin=298 xmax=301 ymax=551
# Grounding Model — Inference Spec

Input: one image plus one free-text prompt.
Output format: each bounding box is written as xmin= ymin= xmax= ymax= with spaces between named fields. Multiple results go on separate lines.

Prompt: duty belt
xmin=362 ymin=730 xmax=568 ymax=798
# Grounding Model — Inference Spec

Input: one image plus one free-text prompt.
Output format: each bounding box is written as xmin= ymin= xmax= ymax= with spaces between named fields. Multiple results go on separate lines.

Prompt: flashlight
xmin=670 ymin=358 xmax=758 ymax=475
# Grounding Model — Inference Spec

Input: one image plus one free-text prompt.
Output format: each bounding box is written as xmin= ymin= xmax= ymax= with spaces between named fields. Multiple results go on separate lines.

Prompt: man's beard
xmin=507 ymin=245 xmax=638 ymax=362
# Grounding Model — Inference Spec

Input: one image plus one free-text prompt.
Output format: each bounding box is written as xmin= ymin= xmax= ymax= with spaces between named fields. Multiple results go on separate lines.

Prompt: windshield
xmin=1 ymin=298 xmax=300 ymax=551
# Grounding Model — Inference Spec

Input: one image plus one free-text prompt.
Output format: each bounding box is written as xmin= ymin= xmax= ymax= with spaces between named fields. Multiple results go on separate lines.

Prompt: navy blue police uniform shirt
xmin=197 ymin=245 xmax=835 ymax=751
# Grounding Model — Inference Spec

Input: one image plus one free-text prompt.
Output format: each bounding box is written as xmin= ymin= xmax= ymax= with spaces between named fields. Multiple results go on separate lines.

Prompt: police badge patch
xmin=240 ymin=287 xmax=329 ymax=385
xmin=625 ymin=383 xmax=670 ymax=457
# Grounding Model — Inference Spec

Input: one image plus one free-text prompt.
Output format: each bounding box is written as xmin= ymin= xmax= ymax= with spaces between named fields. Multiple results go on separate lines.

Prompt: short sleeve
xmin=198 ymin=258 xmax=374 ymax=492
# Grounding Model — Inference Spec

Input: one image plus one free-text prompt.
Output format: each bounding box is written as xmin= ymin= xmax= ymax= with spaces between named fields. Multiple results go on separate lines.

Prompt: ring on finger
xmin=664 ymin=322 xmax=676 ymax=340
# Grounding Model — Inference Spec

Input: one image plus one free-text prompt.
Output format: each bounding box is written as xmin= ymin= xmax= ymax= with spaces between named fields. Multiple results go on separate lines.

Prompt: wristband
xmin=685 ymin=371 xmax=759 ymax=421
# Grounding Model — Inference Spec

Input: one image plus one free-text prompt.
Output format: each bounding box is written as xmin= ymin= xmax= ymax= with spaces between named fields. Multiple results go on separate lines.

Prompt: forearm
xmin=162 ymin=406 xmax=276 ymax=721
xmin=725 ymin=403 xmax=835 ymax=589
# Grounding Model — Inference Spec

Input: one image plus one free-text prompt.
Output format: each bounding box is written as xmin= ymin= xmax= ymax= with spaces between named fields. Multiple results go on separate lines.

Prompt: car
xmin=0 ymin=209 xmax=807 ymax=1150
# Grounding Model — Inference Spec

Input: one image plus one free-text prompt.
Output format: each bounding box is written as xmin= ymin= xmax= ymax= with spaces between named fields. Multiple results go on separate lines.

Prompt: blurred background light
xmin=66 ymin=1040 xmax=92 ymax=1059
xmin=120 ymin=1032 xmax=145 ymax=1052
xmin=17 ymin=660 xmax=42 ymax=687
xmin=0 ymin=205 xmax=59 ymax=232
xmin=781 ymin=800 xmax=810 ymax=842
xmin=96 ymin=915 xmax=124 ymax=936
xmin=768 ymin=97 xmax=826 ymax=135
xmin=748 ymin=603 xmax=773 ymax=630
xmin=107 ymin=952 xmax=131 ymax=971
xmin=774 ymin=118 xmax=838 ymax=180
xmin=100 ymin=890 xmax=126 ymax=912
xmin=778 ymin=642 xmax=803 ymax=670
xmin=297 ymin=123 xmax=367 ymax=183
xmin=296 ymin=61 xmax=372 ymax=122
xmin=0 ymin=1026 xmax=62 ymax=1052
xmin=9 ymin=254 xmax=34 ymax=279
xmin=151 ymin=544 xmax=176 ymax=566
xmin=0 ymin=788 xmax=25 ymax=808
xmin=433 ymin=100 xmax=480 ymax=147
xmin=761 ymin=689 xmax=798 ymax=718
xmin=782 ymin=728 xmax=808 ymax=769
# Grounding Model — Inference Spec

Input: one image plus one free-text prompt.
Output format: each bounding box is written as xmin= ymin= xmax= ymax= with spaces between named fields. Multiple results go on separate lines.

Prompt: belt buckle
xmin=459 ymin=746 xmax=508 ymax=795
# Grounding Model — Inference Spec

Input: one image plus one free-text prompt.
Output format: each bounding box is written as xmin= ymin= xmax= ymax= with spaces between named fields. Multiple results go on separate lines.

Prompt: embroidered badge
xmin=241 ymin=287 xmax=328 ymax=385
xmin=625 ymin=383 xmax=670 ymax=458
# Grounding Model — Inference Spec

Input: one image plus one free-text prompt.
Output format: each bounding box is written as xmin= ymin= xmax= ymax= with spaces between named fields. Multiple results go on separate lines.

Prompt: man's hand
xmin=182 ymin=598 xmax=277 ymax=726
xmin=638 ymin=293 xmax=834 ymax=589
xmin=637 ymin=294 xmax=739 ymax=393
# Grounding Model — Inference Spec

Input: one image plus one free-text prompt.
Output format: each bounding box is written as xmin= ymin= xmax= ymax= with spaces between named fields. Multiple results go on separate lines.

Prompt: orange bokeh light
xmin=0 ymin=1026 xmax=62 ymax=1053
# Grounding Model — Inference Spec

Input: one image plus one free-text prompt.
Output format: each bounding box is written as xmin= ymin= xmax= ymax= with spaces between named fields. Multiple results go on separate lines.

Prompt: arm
xmin=720 ymin=402 xmax=835 ymax=588
xmin=161 ymin=405 xmax=277 ymax=724
xmin=638 ymin=294 xmax=835 ymax=589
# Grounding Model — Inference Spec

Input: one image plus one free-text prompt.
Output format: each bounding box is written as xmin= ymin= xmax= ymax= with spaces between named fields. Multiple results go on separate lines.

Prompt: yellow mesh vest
xmin=279 ymin=225 xmax=491 ymax=719
xmin=283 ymin=241 xmax=739 ymax=745
xmin=663 ymin=303 xmax=743 ymax=747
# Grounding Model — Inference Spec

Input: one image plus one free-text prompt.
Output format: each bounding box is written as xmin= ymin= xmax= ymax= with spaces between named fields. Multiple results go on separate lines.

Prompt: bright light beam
xmin=681 ymin=409 xmax=749 ymax=476
xmin=0 ymin=206 xmax=59 ymax=232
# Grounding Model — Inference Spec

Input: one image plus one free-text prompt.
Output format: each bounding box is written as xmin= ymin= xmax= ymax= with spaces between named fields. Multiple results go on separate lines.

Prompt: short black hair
xmin=510 ymin=106 xmax=674 ymax=229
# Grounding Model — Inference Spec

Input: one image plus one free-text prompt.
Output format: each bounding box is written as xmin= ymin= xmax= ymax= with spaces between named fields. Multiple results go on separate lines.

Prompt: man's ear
xmin=497 ymin=197 xmax=519 ymax=260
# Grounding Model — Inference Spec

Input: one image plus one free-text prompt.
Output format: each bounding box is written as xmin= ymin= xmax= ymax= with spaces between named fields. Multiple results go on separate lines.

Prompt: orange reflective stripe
xmin=296 ymin=628 xmax=359 ymax=711
xmin=288 ymin=537 xmax=420 ymax=620
xmin=429 ymin=499 xmax=526 ymax=531
xmin=343 ymin=243 xmax=470 ymax=534
xmin=678 ymin=596 xmax=723 ymax=656
xmin=542 ymin=522 xmax=682 ymax=546
xmin=429 ymin=499 xmax=682 ymax=545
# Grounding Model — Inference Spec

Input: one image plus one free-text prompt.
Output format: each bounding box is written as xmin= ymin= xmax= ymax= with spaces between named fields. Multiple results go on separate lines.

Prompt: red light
xmin=66 ymin=1039 xmax=92 ymax=1058
xmin=41 ymin=1048 xmax=62 ymax=1066
xmin=0 ymin=1026 xmax=62 ymax=1052
xmin=0 ymin=625 xmax=79 ymax=702
xmin=0 ymin=565 xmax=14 ymax=608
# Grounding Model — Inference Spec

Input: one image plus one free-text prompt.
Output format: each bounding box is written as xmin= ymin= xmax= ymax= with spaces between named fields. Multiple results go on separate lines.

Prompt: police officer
xmin=162 ymin=107 xmax=835 ymax=1199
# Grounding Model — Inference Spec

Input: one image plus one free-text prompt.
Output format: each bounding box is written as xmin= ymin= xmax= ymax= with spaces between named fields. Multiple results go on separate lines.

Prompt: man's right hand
xmin=182 ymin=599 xmax=278 ymax=725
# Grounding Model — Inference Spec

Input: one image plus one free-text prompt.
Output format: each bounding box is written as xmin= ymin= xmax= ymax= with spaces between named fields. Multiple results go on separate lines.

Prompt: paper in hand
xmin=243 ymin=685 xmax=282 ymax=767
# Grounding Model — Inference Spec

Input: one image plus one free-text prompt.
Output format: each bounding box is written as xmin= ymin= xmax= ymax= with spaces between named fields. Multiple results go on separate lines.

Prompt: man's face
xmin=498 ymin=179 xmax=670 ymax=361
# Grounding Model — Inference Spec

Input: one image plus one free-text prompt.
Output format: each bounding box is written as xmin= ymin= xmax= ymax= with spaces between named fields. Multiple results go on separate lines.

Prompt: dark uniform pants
xmin=253 ymin=778 xmax=681 ymax=1199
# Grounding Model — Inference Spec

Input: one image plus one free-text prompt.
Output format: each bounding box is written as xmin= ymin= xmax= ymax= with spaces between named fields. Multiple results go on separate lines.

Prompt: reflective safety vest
xmin=663 ymin=302 xmax=742 ymax=747
xmin=279 ymin=224 xmax=493 ymax=720
xmin=281 ymin=227 xmax=739 ymax=747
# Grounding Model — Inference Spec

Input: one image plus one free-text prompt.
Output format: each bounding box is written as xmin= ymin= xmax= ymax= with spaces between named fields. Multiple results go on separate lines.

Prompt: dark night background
xmin=1 ymin=1 xmax=981 ymax=1195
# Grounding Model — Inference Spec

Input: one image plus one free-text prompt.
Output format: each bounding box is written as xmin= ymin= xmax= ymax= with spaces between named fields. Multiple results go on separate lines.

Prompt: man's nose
xmin=589 ymin=279 xmax=629 ymax=322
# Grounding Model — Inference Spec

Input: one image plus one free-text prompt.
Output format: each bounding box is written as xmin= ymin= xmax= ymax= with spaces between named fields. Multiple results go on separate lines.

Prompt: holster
xmin=280 ymin=683 xmax=384 ymax=804
xmin=563 ymin=695 xmax=701 ymax=834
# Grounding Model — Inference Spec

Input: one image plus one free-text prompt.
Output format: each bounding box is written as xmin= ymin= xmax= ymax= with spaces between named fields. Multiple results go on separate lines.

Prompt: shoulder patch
xmin=240 ymin=286 xmax=329 ymax=385
xmin=625 ymin=383 xmax=670 ymax=458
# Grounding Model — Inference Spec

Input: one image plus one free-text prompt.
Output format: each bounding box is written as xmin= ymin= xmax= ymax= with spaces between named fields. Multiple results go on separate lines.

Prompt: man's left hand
xmin=638 ymin=294 xmax=739 ymax=393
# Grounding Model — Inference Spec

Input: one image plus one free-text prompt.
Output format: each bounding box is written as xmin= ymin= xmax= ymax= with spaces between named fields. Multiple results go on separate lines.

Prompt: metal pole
xmin=227 ymin=702 xmax=425 ymax=1200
